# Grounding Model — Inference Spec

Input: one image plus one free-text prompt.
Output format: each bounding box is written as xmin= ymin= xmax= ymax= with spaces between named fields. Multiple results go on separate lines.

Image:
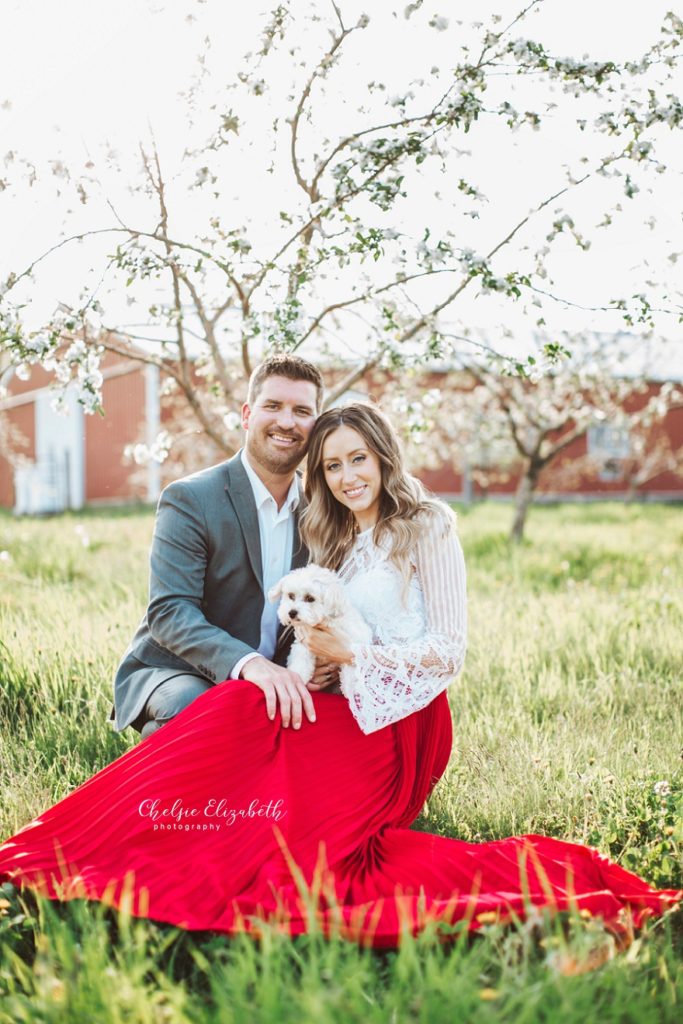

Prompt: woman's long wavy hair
xmin=300 ymin=403 xmax=452 ymax=585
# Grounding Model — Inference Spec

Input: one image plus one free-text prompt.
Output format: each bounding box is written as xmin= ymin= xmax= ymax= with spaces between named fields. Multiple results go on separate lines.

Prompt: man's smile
xmin=269 ymin=433 xmax=301 ymax=446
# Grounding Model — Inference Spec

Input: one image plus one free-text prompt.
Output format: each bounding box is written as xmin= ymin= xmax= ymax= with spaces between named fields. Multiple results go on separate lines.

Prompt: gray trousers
xmin=132 ymin=672 xmax=213 ymax=741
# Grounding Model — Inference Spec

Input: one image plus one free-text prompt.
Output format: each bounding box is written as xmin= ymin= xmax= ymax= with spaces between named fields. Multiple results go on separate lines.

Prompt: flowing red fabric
xmin=0 ymin=681 xmax=679 ymax=947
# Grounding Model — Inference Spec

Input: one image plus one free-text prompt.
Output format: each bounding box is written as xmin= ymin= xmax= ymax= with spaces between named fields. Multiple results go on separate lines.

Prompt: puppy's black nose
xmin=288 ymin=609 xmax=298 ymax=620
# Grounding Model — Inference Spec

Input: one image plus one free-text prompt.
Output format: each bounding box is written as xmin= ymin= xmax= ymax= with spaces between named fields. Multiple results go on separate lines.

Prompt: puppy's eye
xmin=303 ymin=594 xmax=315 ymax=603
xmin=288 ymin=593 xmax=295 ymax=600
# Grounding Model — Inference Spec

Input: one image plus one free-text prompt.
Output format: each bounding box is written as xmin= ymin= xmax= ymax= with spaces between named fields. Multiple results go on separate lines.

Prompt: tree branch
xmin=323 ymin=354 xmax=383 ymax=407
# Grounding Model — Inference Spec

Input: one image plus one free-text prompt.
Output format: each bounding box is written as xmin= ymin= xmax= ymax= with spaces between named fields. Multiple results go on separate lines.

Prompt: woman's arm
xmin=339 ymin=511 xmax=467 ymax=734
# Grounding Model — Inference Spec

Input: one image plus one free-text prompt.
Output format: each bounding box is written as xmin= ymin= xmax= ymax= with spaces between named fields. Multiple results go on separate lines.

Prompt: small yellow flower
xmin=476 ymin=911 xmax=499 ymax=924
xmin=480 ymin=988 xmax=501 ymax=1001
xmin=50 ymin=979 xmax=66 ymax=1003
xmin=579 ymin=908 xmax=592 ymax=919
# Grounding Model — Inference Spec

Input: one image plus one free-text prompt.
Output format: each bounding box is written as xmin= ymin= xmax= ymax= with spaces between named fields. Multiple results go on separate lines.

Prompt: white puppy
xmin=268 ymin=564 xmax=372 ymax=690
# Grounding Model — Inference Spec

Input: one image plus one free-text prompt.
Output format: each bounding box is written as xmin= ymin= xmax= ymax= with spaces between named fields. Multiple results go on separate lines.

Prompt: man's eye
xmin=304 ymin=594 xmax=315 ymax=603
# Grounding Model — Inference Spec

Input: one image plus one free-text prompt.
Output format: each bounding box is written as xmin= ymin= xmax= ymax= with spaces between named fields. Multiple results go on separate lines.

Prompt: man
xmin=111 ymin=354 xmax=326 ymax=740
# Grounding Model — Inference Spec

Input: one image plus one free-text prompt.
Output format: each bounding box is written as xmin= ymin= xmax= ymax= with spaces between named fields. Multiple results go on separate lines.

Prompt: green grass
xmin=0 ymin=502 xmax=681 ymax=1022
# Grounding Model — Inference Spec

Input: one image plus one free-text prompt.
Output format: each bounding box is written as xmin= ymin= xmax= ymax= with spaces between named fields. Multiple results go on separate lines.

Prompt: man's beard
xmin=248 ymin=432 xmax=306 ymax=475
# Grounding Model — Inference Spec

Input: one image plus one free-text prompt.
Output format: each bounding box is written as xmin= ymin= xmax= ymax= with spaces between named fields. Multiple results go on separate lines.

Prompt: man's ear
xmin=241 ymin=401 xmax=250 ymax=431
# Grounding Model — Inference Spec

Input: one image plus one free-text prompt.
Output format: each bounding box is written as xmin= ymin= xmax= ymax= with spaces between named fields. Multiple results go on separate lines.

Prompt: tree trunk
xmin=461 ymin=456 xmax=473 ymax=506
xmin=510 ymin=463 xmax=539 ymax=542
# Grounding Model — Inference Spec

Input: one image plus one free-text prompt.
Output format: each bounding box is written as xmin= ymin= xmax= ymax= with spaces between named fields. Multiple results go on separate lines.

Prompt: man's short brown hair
xmin=247 ymin=355 xmax=324 ymax=412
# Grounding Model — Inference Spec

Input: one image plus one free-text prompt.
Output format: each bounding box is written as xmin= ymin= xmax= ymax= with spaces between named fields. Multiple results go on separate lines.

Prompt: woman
xmin=0 ymin=404 xmax=678 ymax=948
xmin=297 ymin=403 xmax=467 ymax=736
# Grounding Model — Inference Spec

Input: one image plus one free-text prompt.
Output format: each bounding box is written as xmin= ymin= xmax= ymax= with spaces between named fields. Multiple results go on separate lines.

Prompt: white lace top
xmin=338 ymin=510 xmax=467 ymax=734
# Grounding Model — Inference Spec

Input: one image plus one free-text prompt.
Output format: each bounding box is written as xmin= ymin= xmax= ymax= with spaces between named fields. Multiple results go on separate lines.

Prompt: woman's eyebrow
xmin=324 ymin=448 xmax=367 ymax=461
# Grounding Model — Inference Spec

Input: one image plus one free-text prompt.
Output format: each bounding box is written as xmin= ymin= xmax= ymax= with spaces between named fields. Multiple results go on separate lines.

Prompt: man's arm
xmin=146 ymin=480 xmax=254 ymax=681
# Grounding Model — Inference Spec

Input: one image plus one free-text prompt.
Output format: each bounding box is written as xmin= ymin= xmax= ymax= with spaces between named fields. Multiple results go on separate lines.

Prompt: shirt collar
xmin=241 ymin=448 xmax=300 ymax=513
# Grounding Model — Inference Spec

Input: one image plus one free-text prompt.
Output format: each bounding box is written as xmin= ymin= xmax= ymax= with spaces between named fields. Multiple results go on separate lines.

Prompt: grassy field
xmin=0 ymin=501 xmax=681 ymax=1023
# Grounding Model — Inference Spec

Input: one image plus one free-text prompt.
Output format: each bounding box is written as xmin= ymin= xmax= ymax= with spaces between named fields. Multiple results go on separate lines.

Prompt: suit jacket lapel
xmin=224 ymin=453 xmax=263 ymax=588
xmin=291 ymin=474 xmax=308 ymax=570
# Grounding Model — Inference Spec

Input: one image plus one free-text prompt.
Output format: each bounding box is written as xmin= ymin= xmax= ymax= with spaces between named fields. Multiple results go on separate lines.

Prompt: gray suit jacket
xmin=111 ymin=451 xmax=307 ymax=731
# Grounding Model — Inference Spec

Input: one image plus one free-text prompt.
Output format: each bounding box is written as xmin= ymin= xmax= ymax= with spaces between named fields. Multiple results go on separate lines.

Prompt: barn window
xmin=587 ymin=424 xmax=630 ymax=481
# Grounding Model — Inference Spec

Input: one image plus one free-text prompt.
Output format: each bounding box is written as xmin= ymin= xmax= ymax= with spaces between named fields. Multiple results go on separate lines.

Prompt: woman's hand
xmin=308 ymin=659 xmax=341 ymax=692
xmin=297 ymin=624 xmax=354 ymax=666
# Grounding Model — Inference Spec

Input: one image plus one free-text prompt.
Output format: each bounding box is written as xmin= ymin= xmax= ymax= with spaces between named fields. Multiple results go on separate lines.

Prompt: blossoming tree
xmin=1 ymin=1 xmax=682 ymax=461
xmin=390 ymin=334 xmax=683 ymax=540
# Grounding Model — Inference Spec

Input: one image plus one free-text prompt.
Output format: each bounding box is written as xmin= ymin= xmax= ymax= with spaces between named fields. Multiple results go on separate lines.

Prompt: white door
xmin=14 ymin=388 xmax=85 ymax=514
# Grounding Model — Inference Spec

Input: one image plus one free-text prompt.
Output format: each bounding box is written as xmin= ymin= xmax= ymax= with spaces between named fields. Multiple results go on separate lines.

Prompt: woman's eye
xmin=326 ymin=463 xmax=340 ymax=471
xmin=353 ymin=455 xmax=366 ymax=463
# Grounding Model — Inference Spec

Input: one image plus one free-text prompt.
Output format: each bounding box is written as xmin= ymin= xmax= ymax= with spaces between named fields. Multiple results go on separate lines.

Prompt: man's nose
xmin=276 ymin=407 xmax=296 ymax=429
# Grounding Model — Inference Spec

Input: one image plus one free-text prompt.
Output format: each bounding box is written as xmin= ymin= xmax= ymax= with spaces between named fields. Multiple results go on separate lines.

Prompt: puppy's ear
xmin=326 ymin=582 xmax=349 ymax=621
xmin=312 ymin=567 xmax=338 ymax=587
xmin=268 ymin=580 xmax=283 ymax=602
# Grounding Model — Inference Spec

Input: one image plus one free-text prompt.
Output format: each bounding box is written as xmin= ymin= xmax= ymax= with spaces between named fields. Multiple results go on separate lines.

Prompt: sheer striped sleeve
xmin=339 ymin=510 xmax=467 ymax=734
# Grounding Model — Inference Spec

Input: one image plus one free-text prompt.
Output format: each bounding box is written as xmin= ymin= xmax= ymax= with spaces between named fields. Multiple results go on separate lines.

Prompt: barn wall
xmin=85 ymin=369 xmax=146 ymax=502
xmin=0 ymin=404 xmax=35 ymax=507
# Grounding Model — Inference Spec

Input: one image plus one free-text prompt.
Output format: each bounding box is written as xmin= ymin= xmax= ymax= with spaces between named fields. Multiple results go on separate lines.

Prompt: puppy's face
xmin=268 ymin=566 xmax=345 ymax=628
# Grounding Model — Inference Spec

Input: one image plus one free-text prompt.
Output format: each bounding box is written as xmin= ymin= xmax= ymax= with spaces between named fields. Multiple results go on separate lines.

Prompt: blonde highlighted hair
xmin=300 ymin=403 xmax=454 ymax=584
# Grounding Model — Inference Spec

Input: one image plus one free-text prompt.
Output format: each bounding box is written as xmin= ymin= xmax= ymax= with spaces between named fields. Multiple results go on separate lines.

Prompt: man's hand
xmin=239 ymin=656 xmax=316 ymax=728
xmin=308 ymin=659 xmax=341 ymax=692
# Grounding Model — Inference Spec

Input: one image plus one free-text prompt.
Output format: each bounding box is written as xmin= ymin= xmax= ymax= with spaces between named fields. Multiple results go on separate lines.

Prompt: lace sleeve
xmin=339 ymin=511 xmax=467 ymax=734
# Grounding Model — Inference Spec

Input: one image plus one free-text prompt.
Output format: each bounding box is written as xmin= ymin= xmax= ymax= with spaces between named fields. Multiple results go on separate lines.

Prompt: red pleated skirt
xmin=0 ymin=681 xmax=679 ymax=947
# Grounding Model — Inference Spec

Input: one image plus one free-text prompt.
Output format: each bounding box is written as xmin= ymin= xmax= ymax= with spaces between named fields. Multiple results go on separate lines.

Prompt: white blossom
xmin=124 ymin=435 xmax=172 ymax=465
xmin=223 ymin=411 xmax=241 ymax=431
xmin=149 ymin=430 xmax=172 ymax=463
xmin=23 ymin=335 xmax=53 ymax=361
xmin=416 ymin=240 xmax=447 ymax=266
xmin=54 ymin=362 xmax=72 ymax=385
xmin=49 ymin=392 xmax=68 ymax=415
xmin=124 ymin=443 xmax=149 ymax=466
xmin=74 ymin=524 xmax=90 ymax=548
xmin=66 ymin=339 xmax=87 ymax=363
xmin=653 ymin=780 xmax=671 ymax=798
xmin=422 ymin=388 xmax=441 ymax=408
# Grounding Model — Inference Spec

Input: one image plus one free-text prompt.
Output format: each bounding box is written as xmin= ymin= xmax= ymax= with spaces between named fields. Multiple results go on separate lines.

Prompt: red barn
xmin=419 ymin=377 xmax=683 ymax=502
xmin=0 ymin=349 xmax=160 ymax=513
xmin=1 ymin=346 xmax=682 ymax=512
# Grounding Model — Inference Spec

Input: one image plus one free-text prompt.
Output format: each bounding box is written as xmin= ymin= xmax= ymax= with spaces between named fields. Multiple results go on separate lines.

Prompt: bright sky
xmin=2 ymin=0 xmax=682 ymax=366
